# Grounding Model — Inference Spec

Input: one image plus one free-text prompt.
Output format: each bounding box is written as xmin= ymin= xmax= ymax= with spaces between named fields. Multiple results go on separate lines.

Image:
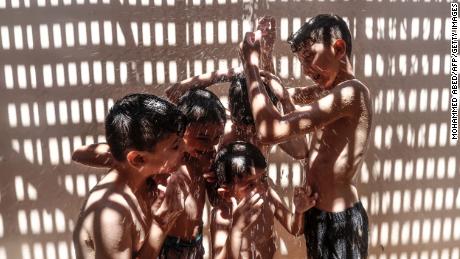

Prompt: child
xmin=159 ymin=89 xmax=226 ymax=259
xmin=73 ymin=93 xmax=189 ymax=259
xmin=73 ymin=89 xmax=226 ymax=259
xmin=240 ymin=14 xmax=372 ymax=258
xmin=165 ymin=16 xmax=308 ymax=160
xmin=210 ymin=141 xmax=318 ymax=259
xmin=223 ymin=74 xmax=308 ymax=159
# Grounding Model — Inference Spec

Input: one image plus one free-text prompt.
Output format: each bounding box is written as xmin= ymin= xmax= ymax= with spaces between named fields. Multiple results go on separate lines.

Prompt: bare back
xmin=306 ymin=79 xmax=372 ymax=212
xmin=73 ymin=170 xmax=151 ymax=259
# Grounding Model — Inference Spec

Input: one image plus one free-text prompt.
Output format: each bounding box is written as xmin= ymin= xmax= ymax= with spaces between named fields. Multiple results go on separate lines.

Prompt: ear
xmin=126 ymin=150 xmax=145 ymax=169
xmin=217 ymin=187 xmax=231 ymax=201
xmin=333 ymin=39 xmax=347 ymax=60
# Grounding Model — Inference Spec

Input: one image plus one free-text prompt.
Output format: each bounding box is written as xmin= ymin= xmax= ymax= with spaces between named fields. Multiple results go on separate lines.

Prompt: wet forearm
xmin=138 ymin=221 xmax=167 ymax=258
xmin=165 ymin=67 xmax=242 ymax=103
xmin=289 ymin=212 xmax=304 ymax=236
xmin=228 ymin=228 xmax=244 ymax=259
xmin=244 ymin=62 xmax=283 ymax=142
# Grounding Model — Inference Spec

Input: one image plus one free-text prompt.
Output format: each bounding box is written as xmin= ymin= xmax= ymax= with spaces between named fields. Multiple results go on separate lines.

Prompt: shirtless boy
xmin=210 ymin=141 xmax=317 ymax=259
xmin=165 ymin=17 xmax=308 ymax=160
xmin=73 ymin=94 xmax=188 ymax=259
xmin=240 ymin=14 xmax=372 ymax=258
xmin=73 ymin=89 xmax=226 ymax=259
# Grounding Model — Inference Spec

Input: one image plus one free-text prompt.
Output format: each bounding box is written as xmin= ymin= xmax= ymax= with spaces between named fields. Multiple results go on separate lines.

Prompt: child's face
xmin=231 ymin=168 xmax=269 ymax=201
xmin=141 ymin=133 xmax=184 ymax=174
xmin=296 ymin=40 xmax=341 ymax=90
xmin=183 ymin=122 xmax=224 ymax=159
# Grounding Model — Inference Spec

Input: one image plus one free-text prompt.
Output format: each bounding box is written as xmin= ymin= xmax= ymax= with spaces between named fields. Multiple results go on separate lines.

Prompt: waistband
xmin=164 ymin=233 xmax=203 ymax=248
xmin=306 ymin=201 xmax=366 ymax=222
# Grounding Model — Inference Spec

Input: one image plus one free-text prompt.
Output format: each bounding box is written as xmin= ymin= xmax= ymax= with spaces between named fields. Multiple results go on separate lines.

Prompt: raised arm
xmin=240 ymin=32 xmax=360 ymax=144
xmin=139 ymin=173 xmax=188 ymax=258
xmin=72 ymin=143 xmax=113 ymax=168
xmin=261 ymin=71 xmax=309 ymax=159
xmin=164 ymin=67 xmax=243 ymax=103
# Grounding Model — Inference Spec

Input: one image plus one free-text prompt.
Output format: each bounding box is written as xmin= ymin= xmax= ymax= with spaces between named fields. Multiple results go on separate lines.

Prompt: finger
xmin=294 ymin=186 xmax=302 ymax=195
xmin=254 ymin=30 xmax=262 ymax=43
xmin=157 ymin=184 xmax=167 ymax=193
xmin=248 ymin=193 xmax=261 ymax=205
xmin=249 ymin=208 xmax=262 ymax=222
xmin=269 ymin=17 xmax=276 ymax=29
xmin=231 ymin=197 xmax=239 ymax=213
xmin=305 ymin=185 xmax=312 ymax=196
xmin=244 ymin=32 xmax=254 ymax=44
xmin=253 ymin=197 xmax=264 ymax=209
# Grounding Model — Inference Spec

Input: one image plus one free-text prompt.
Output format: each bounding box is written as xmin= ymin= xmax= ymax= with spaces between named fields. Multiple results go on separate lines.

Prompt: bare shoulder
xmin=80 ymin=182 xmax=135 ymax=226
xmin=336 ymin=79 xmax=370 ymax=100
xmin=74 ymin=182 xmax=135 ymax=249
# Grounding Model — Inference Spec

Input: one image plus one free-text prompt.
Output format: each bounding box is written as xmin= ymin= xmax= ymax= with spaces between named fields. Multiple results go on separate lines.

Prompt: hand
xmin=293 ymin=186 xmax=318 ymax=214
xmin=231 ymin=193 xmax=264 ymax=233
xmin=256 ymin=16 xmax=276 ymax=54
xmin=239 ymin=31 xmax=262 ymax=67
xmin=151 ymin=173 xmax=189 ymax=232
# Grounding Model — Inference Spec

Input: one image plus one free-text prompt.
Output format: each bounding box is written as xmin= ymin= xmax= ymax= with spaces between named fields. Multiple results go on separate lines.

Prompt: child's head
xmin=287 ymin=14 xmax=352 ymax=89
xmin=229 ymin=75 xmax=278 ymax=133
xmin=105 ymin=93 xmax=186 ymax=175
xmin=177 ymin=89 xmax=226 ymax=158
xmin=212 ymin=141 xmax=269 ymax=201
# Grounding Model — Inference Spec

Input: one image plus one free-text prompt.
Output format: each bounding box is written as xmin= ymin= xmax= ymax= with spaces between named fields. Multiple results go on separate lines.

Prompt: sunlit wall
xmin=0 ymin=0 xmax=458 ymax=258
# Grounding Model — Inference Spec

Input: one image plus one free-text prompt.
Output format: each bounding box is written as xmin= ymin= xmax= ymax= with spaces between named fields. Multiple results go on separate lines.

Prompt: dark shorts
xmin=158 ymin=233 xmax=205 ymax=259
xmin=304 ymin=202 xmax=369 ymax=259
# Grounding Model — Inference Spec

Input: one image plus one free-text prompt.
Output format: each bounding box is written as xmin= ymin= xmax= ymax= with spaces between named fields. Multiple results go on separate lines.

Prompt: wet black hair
xmin=229 ymin=74 xmax=278 ymax=126
xmin=105 ymin=93 xmax=187 ymax=161
xmin=287 ymin=14 xmax=352 ymax=59
xmin=177 ymin=89 xmax=226 ymax=125
xmin=212 ymin=141 xmax=267 ymax=187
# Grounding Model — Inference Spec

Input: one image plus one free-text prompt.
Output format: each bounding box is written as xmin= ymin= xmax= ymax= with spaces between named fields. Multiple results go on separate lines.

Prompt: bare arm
xmin=269 ymin=185 xmax=317 ymax=236
xmin=262 ymin=72 xmax=309 ymax=159
xmin=72 ymin=143 xmax=113 ymax=168
xmin=91 ymin=207 xmax=133 ymax=259
xmin=164 ymin=67 xmax=243 ymax=103
xmin=139 ymin=174 xmax=188 ymax=258
xmin=240 ymin=32 xmax=360 ymax=144
xmin=211 ymin=207 xmax=232 ymax=259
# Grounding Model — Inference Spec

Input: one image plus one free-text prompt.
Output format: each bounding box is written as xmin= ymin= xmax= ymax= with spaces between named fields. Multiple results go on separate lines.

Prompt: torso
xmin=212 ymin=201 xmax=276 ymax=259
xmin=305 ymin=79 xmax=372 ymax=212
xmin=239 ymin=202 xmax=277 ymax=259
xmin=167 ymin=156 xmax=207 ymax=240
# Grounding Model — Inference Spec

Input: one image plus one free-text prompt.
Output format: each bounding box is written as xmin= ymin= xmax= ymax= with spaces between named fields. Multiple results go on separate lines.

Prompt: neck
xmin=113 ymin=162 xmax=149 ymax=194
xmin=331 ymin=59 xmax=355 ymax=88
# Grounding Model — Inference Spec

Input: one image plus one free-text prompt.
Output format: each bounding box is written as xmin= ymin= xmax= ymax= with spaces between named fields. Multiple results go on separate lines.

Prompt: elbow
xmin=256 ymin=132 xmax=278 ymax=145
xmin=254 ymin=115 xmax=285 ymax=145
